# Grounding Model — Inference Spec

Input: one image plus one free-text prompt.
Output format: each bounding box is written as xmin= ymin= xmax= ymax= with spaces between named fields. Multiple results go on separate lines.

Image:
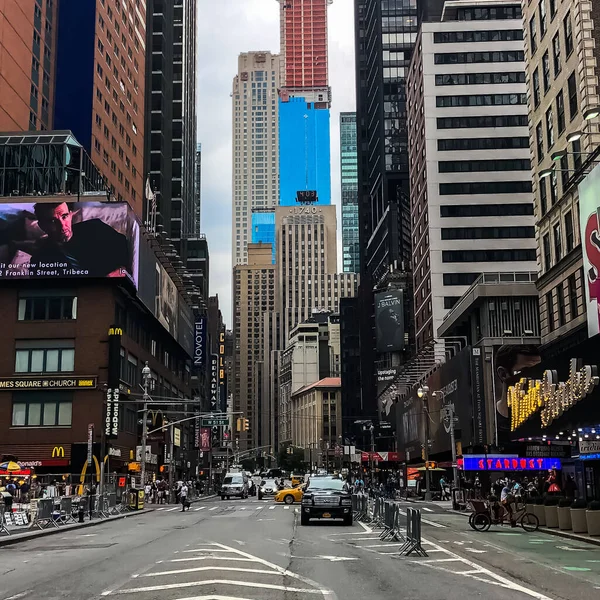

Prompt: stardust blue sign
xmin=193 ymin=317 xmax=207 ymax=370
xmin=461 ymin=456 xmax=562 ymax=471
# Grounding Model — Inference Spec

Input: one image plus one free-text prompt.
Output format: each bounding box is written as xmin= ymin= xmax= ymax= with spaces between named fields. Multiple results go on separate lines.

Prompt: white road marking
xmin=5 ymin=592 xmax=30 ymax=600
xmin=194 ymin=507 xmax=206 ymax=511
xmin=166 ymin=507 xmax=179 ymax=512
xmin=233 ymin=540 xmax=246 ymax=546
xmin=398 ymin=509 xmax=446 ymax=528
xmin=102 ymin=580 xmax=324 ymax=595
xmin=239 ymin=507 xmax=246 ymax=510
xmin=157 ymin=507 xmax=167 ymax=511
xmin=140 ymin=566 xmax=281 ymax=578
xmin=182 ymin=548 xmax=249 ymax=554
xmin=421 ymin=507 xmax=434 ymax=512
xmin=284 ymin=506 xmax=290 ymax=510
xmin=358 ymin=521 xmax=373 ymax=533
xmin=269 ymin=506 xmax=276 ymax=510
xmin=209 ymin=507 xmax=218 ymax=511
xmin=464 ymin=548 xmax=487 ymax=554
xmin=410 ymin=558 xmax=462 ymax=564
xmin=169 ymin=556 xmax=258 ymax=564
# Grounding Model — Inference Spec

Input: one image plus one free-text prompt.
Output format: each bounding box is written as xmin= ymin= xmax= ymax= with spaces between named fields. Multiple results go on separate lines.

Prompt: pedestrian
xmin=180 ymin=482 xmax=189 ymax=511
xmin=87 ymin=484 xmax=96 ymax=520
xmin=439 ymin=475 xmax=449 ymax=501
xmin=144 ymin=482 xmax=152 ymax=503
xmin=564 ymin=474 xmax=577 ymax=499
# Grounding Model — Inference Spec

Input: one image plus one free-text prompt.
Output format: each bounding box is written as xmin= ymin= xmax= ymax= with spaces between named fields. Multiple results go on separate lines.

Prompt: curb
xmin=0 ymin=508 xmax=154 ymax=548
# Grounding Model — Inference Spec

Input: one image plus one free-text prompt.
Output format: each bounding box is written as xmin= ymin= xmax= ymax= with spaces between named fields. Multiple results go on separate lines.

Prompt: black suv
xmin=300 ymin=476 xmax=352 ymax=526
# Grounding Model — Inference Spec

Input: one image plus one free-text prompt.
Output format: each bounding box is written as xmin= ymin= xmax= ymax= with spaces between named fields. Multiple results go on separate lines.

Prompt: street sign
xmin=201 ymin=417 xmax=228 ymax=427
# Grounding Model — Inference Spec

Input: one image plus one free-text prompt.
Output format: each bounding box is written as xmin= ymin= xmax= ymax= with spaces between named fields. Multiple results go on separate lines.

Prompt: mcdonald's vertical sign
xmin=105 ymin=326 xmax=121 ymax=439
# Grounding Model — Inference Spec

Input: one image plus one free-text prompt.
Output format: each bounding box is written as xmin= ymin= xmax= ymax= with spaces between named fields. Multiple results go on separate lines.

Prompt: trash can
xmin=128 ymin=489 xmax=145 ymax=510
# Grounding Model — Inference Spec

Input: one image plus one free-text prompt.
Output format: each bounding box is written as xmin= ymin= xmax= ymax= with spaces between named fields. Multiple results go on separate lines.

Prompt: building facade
xmin=232 ymin=243 xmax=276 ymax=451
xmin=407 ymin=0 xmax=537 ymax=350
xmin=54 ymin=0 xmax=146 ymax=217
xmin=232 ymin=51 xmax=281 ymax=267
xmin=340 ymin=112 xmax=359 ymax=273
xmin=522 ymin=0 xmax=599 ymax=354
xmin=144 ymin=0 xmax=197 ymax=246
xmin=0 ymin=0 xmax=58 ymax=131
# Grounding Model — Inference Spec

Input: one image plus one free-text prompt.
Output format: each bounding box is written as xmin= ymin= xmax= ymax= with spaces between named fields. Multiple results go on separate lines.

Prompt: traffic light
xmin=236 ymin=418 xmax=241 ymax=432
xmin=425 ymin=461 xmax=437 ymax=470
xmin=242 ymin=418 xmax=249 ymax=432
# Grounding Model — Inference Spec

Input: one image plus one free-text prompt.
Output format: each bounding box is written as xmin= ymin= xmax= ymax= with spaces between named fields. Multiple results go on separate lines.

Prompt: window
xmin=539 ymin=0 xmax=547 ymax=37
xmin=440 ymin=181 xmax=532 ymax=195
xmin=438 ymin=137 xmax=529 ymax=151
xmin=456 ymin=6 xmax=521 ymax=20
xmin=11 ymin=393 xmax=72 ymax=427
xmin=573 ymin=138 xmax=582 ymax=170
xmin=529 ymin=16 xmax=537 ymax=54
xmin=546 ymin=107 xmax=554 ymax=148
xmin=546 ymin=292 xmax=555 ymax=332
xmin=550 ymin=171 xmax=558 ymax=205
xmin=436 ymin=93 xmax=527 ymax=107
xmin=543 ymin=233 xmax=551 ymax=270
xmin=440 ymin=204 xmax=534 ymax=217
xmin=434 ymin=30 xmax=523 ymax=43
xmin=444 ymin=297 xmax=460 ymax=310
xmin=539 ymin=178 xmax=548 ymax=215
xmin=443 ymin=273 xmax=480 ymax=286
xmin=15 ymin=341 xmax=74 ymax=373
xmin=536 ymin=121 xmax=544 ymax=162
xmin=556 ymin=90 xmax=565 ymax=134
xmin=435 ymin=72 xmax=525 ymax=86
xmin=553 ymin=222 xmax=562 ymax=261
xmin=564 ymin=12 xmax=573 ymax=57
xmin=441 ymin=226 xmax=534 ymax=239
xmin=436 ymin=115 xmax=528 ymax=129
xmin=568 ymin=273 xmax=578 ymax=317
xmin=442 ymin=249 xmax=536 ymax=262
xmin=557 ymin=284 xmax=566 ymax=327
xmin=438 ymin=159 xmax=531 ymax=173
xmin=542 ymin=51 xmax=550 ymax=92
xmin=18 ymin=295 xmax=77 ymax=320
xmin=552 ymin=33 xmax=561 ymax=76
xmin=532 ymin=68 xmax=540 ymax=107
xmin=568 ymin=72 xmax=578 ymax=119
xmin=433 ymin=51 xmax=524 ymax=65
xmin=560 ymin=154 xmax=569 ymax=191
xmin=565 ymin=210 xmax=574 ymax=251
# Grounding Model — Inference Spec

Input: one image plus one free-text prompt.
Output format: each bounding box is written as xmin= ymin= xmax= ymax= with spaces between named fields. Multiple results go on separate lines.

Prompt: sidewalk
xmin=0 ymin=507 xmax=154 ymax=548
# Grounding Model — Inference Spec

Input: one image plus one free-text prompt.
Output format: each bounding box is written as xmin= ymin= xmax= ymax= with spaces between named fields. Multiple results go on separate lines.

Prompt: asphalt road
xmin=0 ymin=496 xmax=596 ymax=600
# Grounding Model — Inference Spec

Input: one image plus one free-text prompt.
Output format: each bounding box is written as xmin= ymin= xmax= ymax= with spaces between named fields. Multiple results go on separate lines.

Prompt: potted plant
xmin=526 ymin=491 xmax=538 ymax=515
xmin=571 ymin=498 xmax=588 ymax=533
xmin=557 ymin=498 xmax=572 ymax=530
xmin=544 ymin=496 xmax=560 ymax=528
xmin=533 ymin=497 xmax=546 ymax=526
xmin=586 ymin=501 xmax=600 ymax=536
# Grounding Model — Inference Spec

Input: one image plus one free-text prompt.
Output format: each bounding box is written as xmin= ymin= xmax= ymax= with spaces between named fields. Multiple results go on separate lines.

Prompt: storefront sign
xmin=0 ymin=376 xmax=96 ymax=390
xmin=108 ymin=447 xmax=122 ymax=458
xmin=105 ymin=388 xmax=120 ymax=439
xmin=461 ymin=456 xmax=562 ymax=471
xmin=173 ymin=428 xmax=181 ymax=447
xmin=194 ymin=413 xmax=201 ymax=449
xmin=579 ymin=440 xmax=600 ymax=455
xmin=525 ymin=444 xmax=571 ymax=459
xmin=87 ymin=424 xmax=93 ymax=465
xmin=210 ymin=354 xmax=218 ymax=410
xmin=17 ymin=460 xmax=68 ymax=468
xmin=470 ymin=348 xmax=486 ymax=444
xmin=360 ymin=451 xmax=403 ymax=462
xmin=194 ymin=317 xmax=207 ymax=370
xmin=507 ymin=358 xmax=600 ymax=430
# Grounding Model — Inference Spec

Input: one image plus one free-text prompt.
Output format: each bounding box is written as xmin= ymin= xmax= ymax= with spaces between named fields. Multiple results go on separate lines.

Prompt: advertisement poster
xmin=201 ymin=427 xmax=211 ymax=452
xmin=578 ymin=162 xmax=600 ymax=336
xmin=155 ymin=262 xmax=178 ymax=338
xmin=0 ymin=201 xmax=139 ymax=285
xmin=375 ymin=290 xmax=405 ymax=353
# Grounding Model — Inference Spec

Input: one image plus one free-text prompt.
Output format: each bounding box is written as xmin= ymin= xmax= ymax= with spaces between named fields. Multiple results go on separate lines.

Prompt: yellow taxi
xmin=274 ymin=483 xmax=305 ymax=504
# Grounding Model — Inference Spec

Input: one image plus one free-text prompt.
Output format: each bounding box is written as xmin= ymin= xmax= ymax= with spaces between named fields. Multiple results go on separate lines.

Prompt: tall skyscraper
xmin=407 ymin=0 xmax=536 ymax=350
xmin=232 ymin=51 xmax=281 ymax=266
xmin=144 ymin=0 xmax=197 ymax=246
xmin=233 ymin=243 xmax=277 ymax=451
xmin=54 ymin=0 xmax=146 ymax=217
xmin=194 ymin=143 xmax=202 ymax=237
xmin=0 ymin=0 xmax=58 ymax=131
xmin=340 ymin=112 xmax=359 ymax=273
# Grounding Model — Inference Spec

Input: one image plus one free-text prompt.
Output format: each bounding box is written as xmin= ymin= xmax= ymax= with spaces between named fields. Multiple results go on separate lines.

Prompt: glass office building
xmin=340 ymin=112 xmax=359 ymax=273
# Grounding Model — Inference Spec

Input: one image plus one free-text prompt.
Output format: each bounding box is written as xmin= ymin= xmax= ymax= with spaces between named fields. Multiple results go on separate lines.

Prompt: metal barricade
xmin=96 ymin=494 xmax=110 ymax=518
xmin=59 ymin=496 xmax=76 ymax=524
xmin=31 ymin=498 xmax=59 ymax=530
xmin=352 ymin=494 xmax=369 ymax=522
xmin=371 ymin=497 xmax=385 ymax=529
xmin=0 ymin=505 xmax=10 ymax=536
xmin=108 ymin=493 xmax=119 ymax=515
xmin=398 ymin=508 xmax=428 ymax=557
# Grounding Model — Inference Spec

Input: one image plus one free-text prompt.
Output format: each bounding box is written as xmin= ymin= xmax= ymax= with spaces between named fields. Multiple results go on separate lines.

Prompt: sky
xmin=197 ymin=0 xmax=356 ymax=325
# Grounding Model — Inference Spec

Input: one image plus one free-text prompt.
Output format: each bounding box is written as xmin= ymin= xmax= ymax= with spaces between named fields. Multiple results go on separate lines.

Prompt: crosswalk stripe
xmin=157 ymin=508 xmax=167 ymax=511
xmin=141 ymin=565 xmax=280 ymax=578
xmin=166 ymin=507 xmax=179 ymax=512
xmin=194 ymin=507 xmax=206 ymax=511
xmin=209 ymin=507 xmax=218 ymax=511
xmin=284 ymin=506 xmax=290 ymax=510
xmin=169 ymin=556 xmax=258 ymax=563
xmin=269 ymin=506 xmax=275 ymax=510
xmin=239 ymin=507 xmax=246 ymax=510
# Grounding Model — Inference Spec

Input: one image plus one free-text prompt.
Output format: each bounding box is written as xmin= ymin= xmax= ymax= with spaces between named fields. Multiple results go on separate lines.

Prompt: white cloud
xmin=197 ymin=0 xmax=355 ymax=324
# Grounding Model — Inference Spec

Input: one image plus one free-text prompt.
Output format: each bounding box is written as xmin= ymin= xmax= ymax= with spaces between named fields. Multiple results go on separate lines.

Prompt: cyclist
xmin=501 ymin=480 xmax=517 ymax=527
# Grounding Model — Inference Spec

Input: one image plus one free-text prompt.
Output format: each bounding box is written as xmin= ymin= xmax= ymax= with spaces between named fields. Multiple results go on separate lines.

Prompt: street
xmin=1 ymin=498 xmax=598 ymax=600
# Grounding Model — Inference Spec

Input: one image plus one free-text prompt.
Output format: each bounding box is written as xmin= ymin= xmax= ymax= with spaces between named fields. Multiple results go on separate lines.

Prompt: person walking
xmin=180 ymin=482 xmax=189 ymax=511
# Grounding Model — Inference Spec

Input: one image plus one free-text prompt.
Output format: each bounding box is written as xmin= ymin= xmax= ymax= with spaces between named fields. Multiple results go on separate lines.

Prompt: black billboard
xmin=375 ymin=290 xmax=405 ymax=353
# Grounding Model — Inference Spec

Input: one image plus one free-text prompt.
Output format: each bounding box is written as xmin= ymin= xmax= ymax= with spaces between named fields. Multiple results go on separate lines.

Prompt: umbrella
xmin=415 ymin=466 xmax=446 ymax=472
xmin=0 ymin=461 xmax=21 ymax=472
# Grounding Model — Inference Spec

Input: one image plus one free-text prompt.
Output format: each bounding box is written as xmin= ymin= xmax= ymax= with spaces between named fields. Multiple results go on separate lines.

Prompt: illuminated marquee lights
xmin=507 ymin=359 xmax=599 ymax=431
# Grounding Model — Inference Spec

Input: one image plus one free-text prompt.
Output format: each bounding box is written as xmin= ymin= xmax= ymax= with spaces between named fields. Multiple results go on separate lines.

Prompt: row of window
xmin=438 ymin=137 xmax=529 ymax=151
xmin=436 ymin=93 xmax=527 ymax=107
xmin=433 ymin=29 xmax=523 ymax=44
xmin=12 ymin=395 xmax=71 ymax=428
xmin=546 ymin=271 xmax=581 ymax=333
xmin=436 ymin=115 xmax=529 ymax=129
xmin=541 ymin=209 xmax=576 ymax=272
xmin=443 ymin=273 xmax=480 ymax=286
xmin=442 ymin=249 xmax=536 ymax=263
xmin=441 ymin=226 xmax=535 ymax=240
xmin=439 ymin=181 xmax=532 ymax=195
xmin=433 ymin=51 xmax=524 ymax=65
xmin=530 ymin=6 xmax=572 ymax=61
xmin=440 ymin=203 xmax=534 ymax=218
xmin=439 ymin=159 xmax=531 ymax=173
xmin=435 ymin=72 xmax=525 ymax=86
xmin=456 ymin=6 xmax=521 ymax=20
xmin=18 ymin=295 xmax=77 ymax=321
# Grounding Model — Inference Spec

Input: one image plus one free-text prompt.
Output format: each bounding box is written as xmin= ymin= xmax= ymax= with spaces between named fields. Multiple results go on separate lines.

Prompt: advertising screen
xmin=578 ymin=162 xmax=600 ymax=336
xmin=375 ymin=290 xmax=405 ymax=353
xmin=0 ymin=201 xmax=139 ymax=286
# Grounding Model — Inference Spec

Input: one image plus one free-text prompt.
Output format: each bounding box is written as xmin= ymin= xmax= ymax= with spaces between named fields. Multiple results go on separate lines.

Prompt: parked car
xmin=300 ymin=476 xmax=352 ymax=526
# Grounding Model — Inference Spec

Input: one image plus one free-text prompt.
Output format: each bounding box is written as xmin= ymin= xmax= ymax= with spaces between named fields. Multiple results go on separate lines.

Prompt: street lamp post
xmin=417 ymin=386 xmax=431 ymax=501
xmin=140 ymin=362 xmax=151 ymax=491
xmin=369 ymin=424 xmax=375 ymax=484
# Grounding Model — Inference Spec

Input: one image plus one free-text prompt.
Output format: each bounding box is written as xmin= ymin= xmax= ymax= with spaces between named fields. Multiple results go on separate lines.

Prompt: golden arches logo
xmin=51 ymin=446 xmax=65 ymax=458
xmin=148 ymin=409 xmax=164 ymax=427
xmin=108 ymin=327 xmax=123 ymax=336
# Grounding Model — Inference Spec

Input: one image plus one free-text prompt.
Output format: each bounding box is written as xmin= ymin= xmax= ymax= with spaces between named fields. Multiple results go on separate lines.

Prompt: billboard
xmin=375 ymin=290 xmax=405 ymax=353
xmin=155 ymin=262 xmax=178 ymax=338
xmin=0 ymin=201 xmax=139 ymax=285
xmin=578 ymin=162 xmax=600 ymax=336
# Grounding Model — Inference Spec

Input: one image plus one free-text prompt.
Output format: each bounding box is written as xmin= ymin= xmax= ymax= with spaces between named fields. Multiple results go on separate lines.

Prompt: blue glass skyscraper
xmin=251 ymin=210 xmax=276 ymax=264
xmin=340 ymin=112 xmax=359 ymax=273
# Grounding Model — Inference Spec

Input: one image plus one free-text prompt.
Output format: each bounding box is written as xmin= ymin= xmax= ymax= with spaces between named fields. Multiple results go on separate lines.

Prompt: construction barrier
xmin=0 ymin=505 xmax=10 ymax=536
xmin=398 ymin=508 xmax=428 ymax=557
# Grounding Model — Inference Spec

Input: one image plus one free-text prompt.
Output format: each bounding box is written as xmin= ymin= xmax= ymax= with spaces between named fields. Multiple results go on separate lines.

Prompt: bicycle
xmin=468 ymin=499 xmax=539 ymax=532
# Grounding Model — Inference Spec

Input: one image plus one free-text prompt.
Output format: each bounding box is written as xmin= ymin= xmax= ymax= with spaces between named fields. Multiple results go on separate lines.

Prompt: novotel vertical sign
xmin=194 ymin=317 xmax=207 ymax=371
